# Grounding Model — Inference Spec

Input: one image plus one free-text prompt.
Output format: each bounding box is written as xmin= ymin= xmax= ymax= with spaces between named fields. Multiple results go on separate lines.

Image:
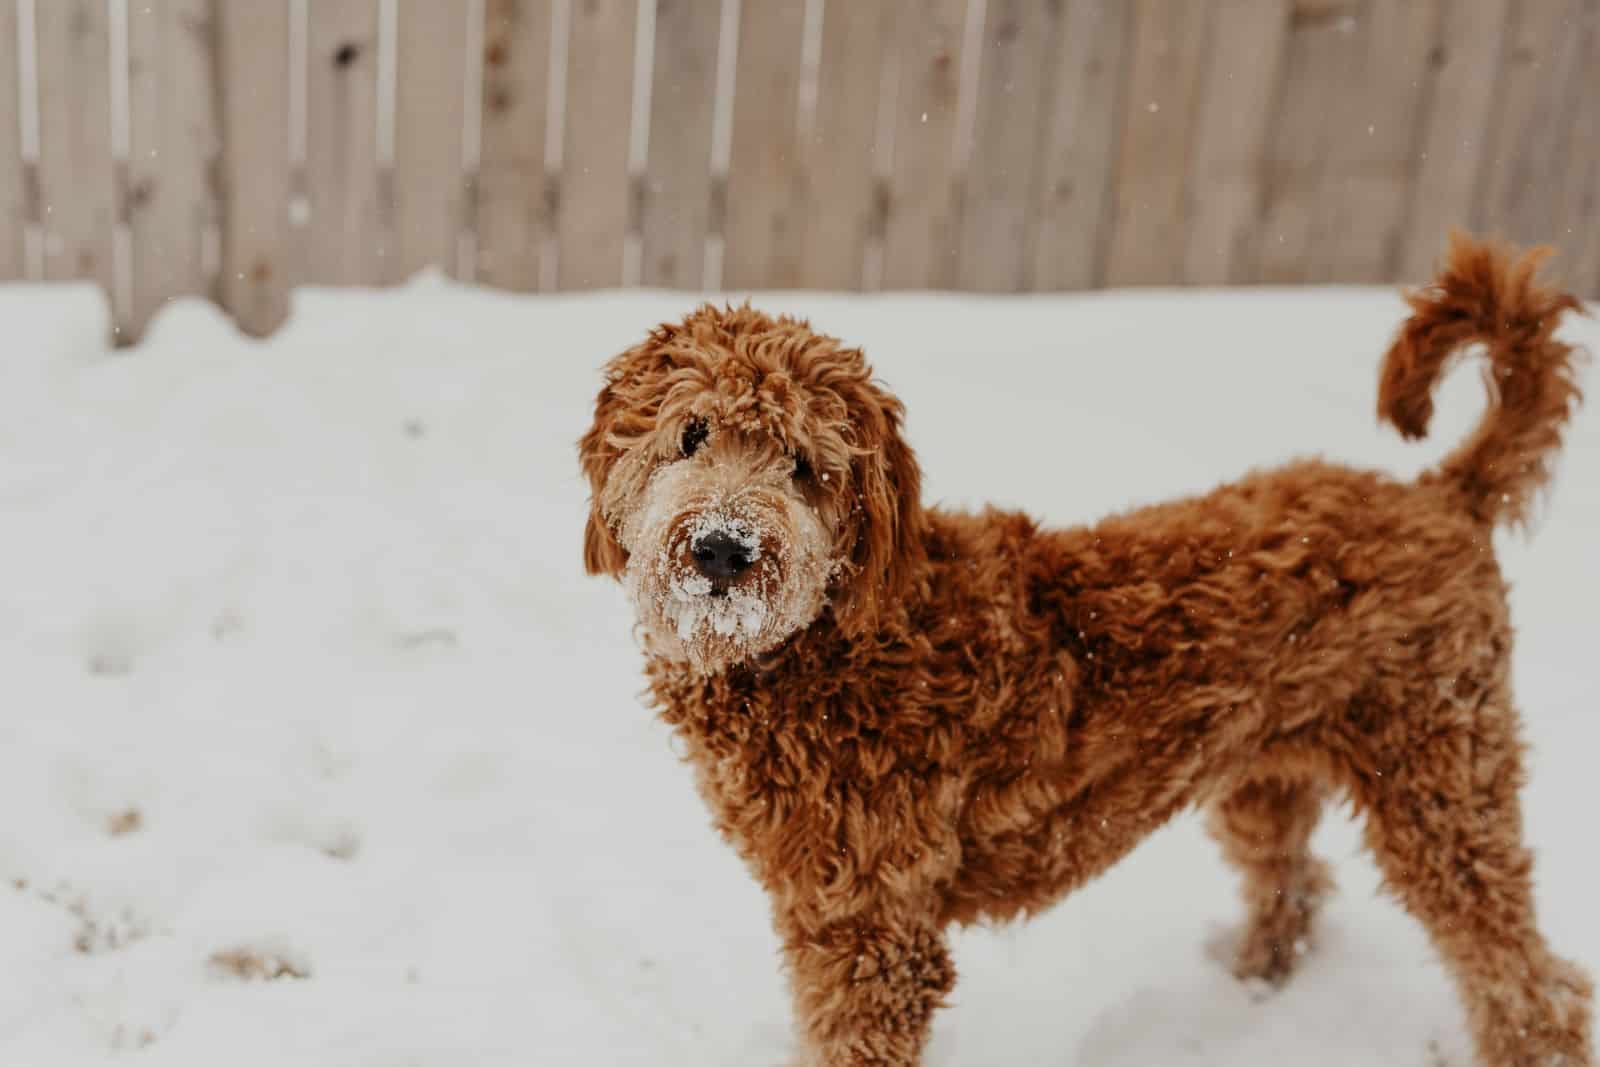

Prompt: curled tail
xmin=1378 ymin=231 xmax=1587 ymax=529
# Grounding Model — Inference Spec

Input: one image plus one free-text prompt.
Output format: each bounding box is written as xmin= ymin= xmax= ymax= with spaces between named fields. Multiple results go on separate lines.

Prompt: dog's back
xmin=939 ymin=235 xmax=1589 ymax=932
xmin=937 ymin=235 xmax=1594 ymax=1065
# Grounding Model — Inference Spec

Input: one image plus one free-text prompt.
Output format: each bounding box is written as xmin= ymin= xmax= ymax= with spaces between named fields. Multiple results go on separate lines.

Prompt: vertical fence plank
xmin=640 ymin=0 xmax=720 ymax=288
xmin=1552 ymin=113 xmax=1600 ymax=289
xmin=722 ymin=0 xmax=805 ymax=290
xmin=1179 ymin=0 xmax=1291 ymax=285
xmin=216 ymin=0 xmax=291 ymax=337
xmin=557 ymin=0 xmax=635 ymax=289
xmin=477 ymin=0 xmax=551 ymax=291
xmin=1311 ymin=0 xmax=1438 ymax=282
xmin=794 ymin=0 xmax=893 ymax=289
xmin=1558 ymin=7 xmax=1600 ymax=294
xmin=390 ymin=0 xmax=469 ymax=282
xmin=957 ymin=0 xmax=1060 ymax=291
xmin=1474 ymin=0 xmax=1588 ymax=252
xmin=1546 ymin=4 xmax=1600 ymax=289
xmin=302 ymin=0 xmax=383 ymax=285
xmin=1395 ymin=0 xmax=1510 ymax=283
xmin=127 ymin=0 xmax=218 ymax=341
xmin=880 ymin=0 xmax=967 ymax=290
xmin=1103 ymin=0 xmax=1214 ymax=286
xmin=1028 ymin=0 xmax=1133 ymax=291
xmin=0 ymin=0 xmax=25 ymax=279
xmin=1248 ymin=3 xmax=1368 ymax=283
xmin=35 ymin=0 xmax=116 ymax=296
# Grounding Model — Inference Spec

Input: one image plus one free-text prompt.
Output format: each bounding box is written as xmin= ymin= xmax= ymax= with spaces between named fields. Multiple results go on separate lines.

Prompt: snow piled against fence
xmin=0 ymin=277 xmax=1595 ymax=1067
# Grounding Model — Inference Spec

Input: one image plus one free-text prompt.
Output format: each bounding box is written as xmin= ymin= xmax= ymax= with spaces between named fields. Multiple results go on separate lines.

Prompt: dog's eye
xmin=791 ymin=454 xmax=813 ymax=482
xmin=681 ymin=419 xmax=709 ymax=458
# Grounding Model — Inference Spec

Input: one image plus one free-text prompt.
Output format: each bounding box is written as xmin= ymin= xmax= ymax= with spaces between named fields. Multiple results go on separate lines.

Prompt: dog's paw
xmin=1204 ymin=918 xmax=1311 ymax=990
xmin=1232 ymin=929 xmax=1311 ymax=986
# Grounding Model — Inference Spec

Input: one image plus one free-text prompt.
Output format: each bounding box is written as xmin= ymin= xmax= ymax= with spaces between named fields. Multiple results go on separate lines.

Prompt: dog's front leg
xmin=782 ymin=910 xmax=955 ymax=1067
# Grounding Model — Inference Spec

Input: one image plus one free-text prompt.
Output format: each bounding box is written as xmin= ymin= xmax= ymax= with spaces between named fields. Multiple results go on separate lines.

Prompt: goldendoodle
xmin=579 ymin=233 xmax=1593 ymax=1067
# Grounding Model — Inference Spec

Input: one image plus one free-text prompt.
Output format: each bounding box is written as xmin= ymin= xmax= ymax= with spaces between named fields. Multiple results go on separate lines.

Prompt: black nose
xmin=692 ymin=530 xmax=753 ymax=579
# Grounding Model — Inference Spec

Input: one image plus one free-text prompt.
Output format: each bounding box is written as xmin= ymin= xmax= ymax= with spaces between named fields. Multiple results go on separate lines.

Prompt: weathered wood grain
xmin=302 ymin=0 xmax=384 ymax=285
xmin=1179 ymin=0 xmax=1291 ymax=285
xmin=1028 ymin=0 xmax=1134 ymax=291
xmin=1395 ymin=0 xmax=1509 ymax=283
xmin=16 ymin=0 xmax=1600 ymax=332
xmin=390 ymin=0 xmax=470 ymax=281
xmin=557 ymin=0 xmax=636 ymax=289
xmin=881 ymin=0 xmax=968 ymax=290
xmin=127 ymin=0 xmax=219 ymax=340
xmin=1249 ymin=0 xmax=1370 ymax=283
xmin=794 ymin=0 xmax=894 ymax=289
xmin=958 ymin=0 xmax=1061 ymax=291
xmin=722 ymin=0 xmax=805 ymax=290
xmin=35 ymin=0 xmax=116 ymax=294
xmin=1558 ymin=4 xmax=1600 ymax=294
xmin=1104 ymin=0 xmax=1215 ymax=287
xmin=477 ymin=0 xmax=554 ymax=291
xmin=1311 ymin=0 xmax=1438 ymax=283
xmin=0 ymin=0 xmax=26 ymax=279
xmin=1473 ymin=1 xmax=1588 ymax=256
xmin=215 ymin=0 xmax=292 ymax=336
xmin=640 ymin=0 xmax=721 ymax=289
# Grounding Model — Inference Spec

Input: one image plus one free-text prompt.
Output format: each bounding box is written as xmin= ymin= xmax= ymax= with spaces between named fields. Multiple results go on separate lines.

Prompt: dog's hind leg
xmin=1208 ymin=773 xmax=1334 ymax=984
xmin=1348 ymin=685 xmax=1593 ymax=1067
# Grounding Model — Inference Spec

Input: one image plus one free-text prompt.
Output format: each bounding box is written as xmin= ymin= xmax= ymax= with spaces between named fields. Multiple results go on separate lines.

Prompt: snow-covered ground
xmin=0 ymin=276 xmax=1594 ymax=1067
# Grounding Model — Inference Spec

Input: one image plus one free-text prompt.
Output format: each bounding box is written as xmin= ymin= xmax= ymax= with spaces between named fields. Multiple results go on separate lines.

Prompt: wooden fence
xmin=1 ymin=0 xmax=1597 ymax=343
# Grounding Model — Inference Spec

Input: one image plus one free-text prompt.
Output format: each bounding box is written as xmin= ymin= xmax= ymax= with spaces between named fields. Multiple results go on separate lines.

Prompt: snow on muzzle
xmin=618 ymin=457 xmax=838 ymax=667
xmin=666 ymin=509 xmax=773 ymax=642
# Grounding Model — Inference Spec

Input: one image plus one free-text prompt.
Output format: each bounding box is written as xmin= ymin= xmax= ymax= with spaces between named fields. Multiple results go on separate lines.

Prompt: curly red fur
xmin=580 ymin=238 xmax=1593 ymax=1067
xmin=1379 ymin=230 xmax=1587 ymax=529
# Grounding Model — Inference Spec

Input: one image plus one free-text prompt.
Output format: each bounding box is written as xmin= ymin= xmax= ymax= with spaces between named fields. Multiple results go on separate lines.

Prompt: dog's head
xmin=579 ymin=305 xmax=925 ymax=673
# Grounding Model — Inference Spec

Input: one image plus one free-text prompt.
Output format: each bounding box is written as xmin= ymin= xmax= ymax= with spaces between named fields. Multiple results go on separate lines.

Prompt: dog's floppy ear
xmin=582 ymin=502 xmax=628 ymax=577
xmin=578 ymin=384 xmax=630 ymax=577
xmin=579 ymin=340 xmax=656 ymax=578
xmin=833 ymin=382 xmax=927 ymax=639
